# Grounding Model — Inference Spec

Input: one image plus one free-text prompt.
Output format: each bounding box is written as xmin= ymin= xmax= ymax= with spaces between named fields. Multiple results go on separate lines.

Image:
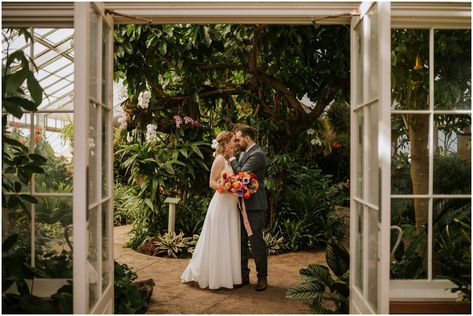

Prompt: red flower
xmin=250 ymin=173 xmax=256 ymax=179
xmin=243 ymin=190 xmax=251 ymax=199
xmin=34 ymin=134 xmax=42 ymax=141
xmin=332 ymin=142 xmax=342 ymax=149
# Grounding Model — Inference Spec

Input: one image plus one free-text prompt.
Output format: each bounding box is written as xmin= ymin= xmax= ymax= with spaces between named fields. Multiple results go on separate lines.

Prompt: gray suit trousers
xmin=241 ymin=209 xmax=267 ymax=280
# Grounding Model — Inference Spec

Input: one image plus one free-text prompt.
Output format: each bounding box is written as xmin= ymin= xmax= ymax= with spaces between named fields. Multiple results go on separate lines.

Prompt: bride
xmin=181 ymin=131 xmax=242 ymax=289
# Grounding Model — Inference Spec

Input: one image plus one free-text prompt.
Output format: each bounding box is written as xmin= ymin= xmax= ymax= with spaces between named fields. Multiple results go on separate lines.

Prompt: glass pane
xmin=101 ymin=22 xmax=110 ymax=105
xmin=88 ymin=206 xmax=99 ymax=309
xmin=391 ymin=114 xmax=430 ymax=195
xmin=102 ymin=108 xmax=110 ymax=197
xmin=367 ymin=4 xmax=378 ymax=101
xmin=432 ymin=199 xmax=470 ymax=279
xmin=367 ymin=207 xmax=378 ymax=310
xmin=37 ymin=24 xmax=74 ymax=109
xmin=391 ymin=29 xmax=430 ymax=110
xmin=89 ymin=6 xmax=99 ymax=100
xmin=89 ymin=102 xmax=98 ymax=204
xmin=2 ymin=29 xmax=30 ymax=58
xmin=3 ymin=203 xmax=32 ymax=289
xmin=35 ymin=197 xmax=73 ymax=278
xmin=433 ymin=115 xmax=471 ymax=194
xmin=34 ymin=113 xmax=73 ymax=193
xmin=356 ymin=110 xmax=364 ymax=198
xmin=354 ymin=202 xmax=364 ymax=290
xmin=367 ymin=102 xmax=379 ymax=206
xmin=102 ymin=201 xmax=111 ymax=291
xmin=3 ymin=202 xmax=31 ymax=253
xmin=356 ymin=22 xmax=364 ymax=105
xmin=390 ymin=198 xmax=428 ymax=280
xmin=3 ymin=115 xmax=31 ymax=194
xmin=434 ymin=30 xmax=471 ymax=110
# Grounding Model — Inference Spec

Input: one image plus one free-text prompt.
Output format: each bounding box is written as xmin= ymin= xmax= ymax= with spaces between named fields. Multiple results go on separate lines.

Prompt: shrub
xmin=114 ymin=261 xmax=148 ymax=314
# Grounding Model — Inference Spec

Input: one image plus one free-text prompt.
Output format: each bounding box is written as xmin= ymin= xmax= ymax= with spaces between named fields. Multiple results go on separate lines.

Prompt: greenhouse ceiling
xmin=2 ymin=2 xmax=470 ymax=28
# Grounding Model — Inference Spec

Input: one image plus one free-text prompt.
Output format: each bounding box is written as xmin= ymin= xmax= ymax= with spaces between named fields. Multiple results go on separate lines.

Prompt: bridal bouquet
xmin=217 ymin=171 xmax=259 ymax=199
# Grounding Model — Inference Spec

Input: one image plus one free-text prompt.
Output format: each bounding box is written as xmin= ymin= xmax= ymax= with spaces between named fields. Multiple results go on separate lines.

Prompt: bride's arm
xmin=209 ymin=155 xmax=224 ymax=190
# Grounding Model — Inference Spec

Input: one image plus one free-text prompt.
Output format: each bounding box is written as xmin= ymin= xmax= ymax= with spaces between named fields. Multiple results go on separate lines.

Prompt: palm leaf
xmin=286 ymin=282 xmax=325 ymax=300
xmin=326 ymin=240 xmax=349 ymax=277
xmin=300 ymin=264 xmax=333 ymax=287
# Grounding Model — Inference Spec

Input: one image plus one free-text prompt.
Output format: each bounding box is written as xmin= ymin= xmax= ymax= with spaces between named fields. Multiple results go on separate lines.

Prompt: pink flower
xmin=183 ymin=116 xmax=194 ymax=125
xmin=193 ymin=120 xmax=201 ymax=127
xmin=173 ymin=115 xmax=182 ymax=128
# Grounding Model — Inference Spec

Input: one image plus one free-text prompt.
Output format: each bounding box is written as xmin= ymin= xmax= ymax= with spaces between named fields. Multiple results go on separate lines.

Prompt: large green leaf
xmin=286 ymin=282 xmax=325 ymax=300
xmin=19 ymin=294 xmax=55 ymax=313
xmin=5 ymin=96 xmax=38 ymax=111
xmin=3 ymin=97 xmax=24 ymax=118
xmin=300 ymin=264 xmax=333 ymax=287
xmin=26 ymin=72 xmax=43 ymax=104
xmin=2 ymin=233 xmax=19 ymax=252
xmin=190 ymin=143 xmax=204 ymax=159
xmin=5 ymin=69 xmax=28 ymax=96
xmin=326 ymin=240 xmax=349 ymax=277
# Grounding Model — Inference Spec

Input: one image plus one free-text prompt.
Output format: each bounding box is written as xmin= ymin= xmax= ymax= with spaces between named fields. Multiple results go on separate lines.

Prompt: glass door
xmin=73 ymin=2 xmax=114 ymax=313
xmin=349 ymin=2 xmax=391 ymax=313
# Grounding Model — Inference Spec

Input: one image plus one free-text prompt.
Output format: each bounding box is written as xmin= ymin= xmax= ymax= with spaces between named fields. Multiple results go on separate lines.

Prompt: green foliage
xmin=175 ymin=195 xmax=210 ymax=236
xmin=326 ymin=101 xmax=350 ymax=135
xmin=2 ymin=234 xmax=56 ymax=314
xmin=114 ymin=261 xmax=148 ymax=314
xmin=287 ymin=240 xmax=349 ymax=313
xmin=151 ymin=232 xmax=191 ymax=258
xmin=263 ymin=232 xmax=285 ymax=256
xmin=114 ymin=23 xmax=352 ymax=252
xmin=270 ymin=160 xmax=345 ymax=251
xmin=186 ymin=234 xmax=200 ymax=255
xmin=433 ymin=154 xmax=471 ymax=194
xmin=390 ymin=231 xmax=426 ymax=279
xmin=113 ymin=182 xmax=144 ymax=225
xmin=434 ymin=202 xmax=471 ymax=302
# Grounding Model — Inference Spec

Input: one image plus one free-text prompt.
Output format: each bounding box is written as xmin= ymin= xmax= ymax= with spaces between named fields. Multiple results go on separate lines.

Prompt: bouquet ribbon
xmin=237 ymin=198 xmax=253 ymax=237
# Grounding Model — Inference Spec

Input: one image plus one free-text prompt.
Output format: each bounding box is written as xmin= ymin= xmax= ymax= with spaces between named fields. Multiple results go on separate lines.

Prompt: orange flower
xmin=244 ymin=191 xmax=251 ymax=199
xmin=217 ymin=187 xmax=224 ymax=193
xmin=34 ymin=134 xmax=42 ymax=141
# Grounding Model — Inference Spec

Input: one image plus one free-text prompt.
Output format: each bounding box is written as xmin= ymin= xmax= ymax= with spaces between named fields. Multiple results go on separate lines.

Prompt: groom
xmin=228 ymin=124 xmax=268 ymax=291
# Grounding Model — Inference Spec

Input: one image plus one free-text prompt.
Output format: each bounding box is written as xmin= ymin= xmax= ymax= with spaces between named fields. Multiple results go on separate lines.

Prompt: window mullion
xmin=427 ymin=27 xmax=434 ymax=281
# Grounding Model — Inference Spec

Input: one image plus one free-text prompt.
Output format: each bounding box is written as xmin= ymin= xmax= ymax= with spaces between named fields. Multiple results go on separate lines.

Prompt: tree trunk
xmin=407 ymin=114 xmax=429 ymax=273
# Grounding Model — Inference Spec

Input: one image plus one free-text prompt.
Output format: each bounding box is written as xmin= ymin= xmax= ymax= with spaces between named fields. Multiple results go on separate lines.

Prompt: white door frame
xmin=349 ymin=2 xmax=391 ymax=313
xmin=73 ymin=2 xmax=114 ymax=313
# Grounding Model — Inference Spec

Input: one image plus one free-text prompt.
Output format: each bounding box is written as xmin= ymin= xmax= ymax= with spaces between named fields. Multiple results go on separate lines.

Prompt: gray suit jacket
xmin=230 ymin=144 xmax=268 ymax=211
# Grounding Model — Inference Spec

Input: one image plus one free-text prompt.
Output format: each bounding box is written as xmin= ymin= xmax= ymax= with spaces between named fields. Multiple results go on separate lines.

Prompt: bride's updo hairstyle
xmin=212 ymin=131 xmax=234 ymax=157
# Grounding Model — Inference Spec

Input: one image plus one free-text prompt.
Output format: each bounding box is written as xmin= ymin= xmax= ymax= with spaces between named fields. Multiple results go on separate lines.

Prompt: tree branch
xmin=195 ymin=63 xmax=246 ymax=71
xmin=168 ymin=87 xmax=249 ymax=101
xmin=253 ymin=70 xmax=305 ymax=116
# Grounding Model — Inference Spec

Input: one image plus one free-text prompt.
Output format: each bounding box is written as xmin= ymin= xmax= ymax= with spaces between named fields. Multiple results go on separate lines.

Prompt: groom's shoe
xmin=234 ymin=275 xmax=250 ymax=289
xmin=255 ymin=278 xmax=267 ymax=291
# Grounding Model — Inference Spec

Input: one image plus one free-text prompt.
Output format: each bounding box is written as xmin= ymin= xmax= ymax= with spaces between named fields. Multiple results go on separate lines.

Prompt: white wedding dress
xmin=181 ymin=159 xmax=242 ymax=289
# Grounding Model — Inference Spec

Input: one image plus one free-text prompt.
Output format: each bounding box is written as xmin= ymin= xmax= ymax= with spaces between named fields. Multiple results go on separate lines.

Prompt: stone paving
xmin=113 ymin=225 xmax=328 ymax=314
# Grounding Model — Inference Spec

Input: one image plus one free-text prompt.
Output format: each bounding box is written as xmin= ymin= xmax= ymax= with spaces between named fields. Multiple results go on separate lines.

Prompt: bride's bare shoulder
xmin=214 ymin=154 xmax=225 ymax=162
